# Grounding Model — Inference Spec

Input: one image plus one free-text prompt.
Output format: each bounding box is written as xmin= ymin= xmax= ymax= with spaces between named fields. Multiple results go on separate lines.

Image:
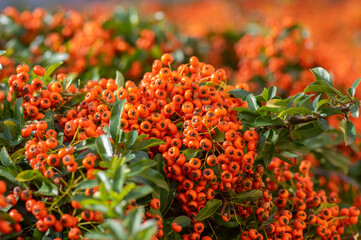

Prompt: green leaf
xmin=315 ymin=202 xmax=337 ymax=215
xmin=317 ymin=118 xmax=329 ymax=130
xmin=0 ymin=50 xmax=6 ymax=55
xmin=231 ymin=189 xmax=262 ymax=201
xmin=64 ymin=92 xmax=87 ymax=107
xmin=1 ymin=147 xmax=14 ymax=169
xmin=128 ymin=159 xmax=156 ymax=177
xmin=130 ymin=138 xmax=164 ymax=151
xmin=1 ymin=122 xmax=14 ymax=141
xmin=38 ymin=182 xmax=58 ymax=196
xmin=0 ymin=167 xmax=24 ymax=186
xmin=109 ymin=99 xmax=126 ymax=144
xmin=96 ymin=135 xmax=113 ymax=162
xmin=312 ymin=95 xmax=321 ymax=113
xmin=318 ymin=149 xmax=350 ymax=174
xmin=76 ymin=137 xmax=96 ymax=151
xmin=263 ymin=143 xmax=275 ymax=167
xmin=139 ymin=168 xmax=168 ymax=191
xmin=195 ymin=199 xmax=222 ymax=221
xmin=348 ymin=77 xmax=361 ymax=97
xmin=115 ymin=71 xmax=125 ymax=88
xmin=124 ymin=185 xmax=153 ymax=201
xmin=213 ymin=128 xmax=225 ymax=142
xmin=268 ymin=86 xmax=277 ymax=99
xmin=85 ymin=232 xmax=114 ymax=240
xmin=339 ymin=119 xmax=356 ymax=146
xmin=254 ymin=116 xmax=285 ymax=127
xmin=14 ymin=98 xmax=23 ymax=129
xmin=229 ymin=88 xmax=251 ymax=100
xmin=183 ymin=149 xmax=202 ymax=160
xmin=124 ymin=130 xmax=138 ymax=148
xmin=310 ymin=67 xmax=334 ymax=87
xmin=75 ymin=179 xmax=98 ymax=190
xmin=276 ymin=141 xmax=309 ymax=156
xmin=16 ymin=170 xmax=57 ymax=194
xmin=274 ymin=153 xmax=295 ymax=166
xmin=278 ymin=107 xmax=312 ymax=118
xmin=304 ymin=81 xmax=344 ymax=97
xmin=246 ymin=94 xmax=258 ymax=111
xmin=350 ymin=103 xmax=359 ymax=118
xmin=260 ymin=88 xmax=269 ymax=101
xmin=171 ymin=216 xmax=191 ymax=228
xmin=42 ymin=62 xmax=63 ymax=84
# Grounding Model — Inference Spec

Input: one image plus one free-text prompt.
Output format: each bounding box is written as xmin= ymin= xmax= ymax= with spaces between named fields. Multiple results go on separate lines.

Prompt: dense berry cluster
xmin=0 ymin=53 xmax=359 ymax=239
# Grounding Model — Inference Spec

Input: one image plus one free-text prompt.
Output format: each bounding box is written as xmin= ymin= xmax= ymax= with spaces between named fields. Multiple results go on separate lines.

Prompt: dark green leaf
xmin=268 ymin=86 xmax=277 ymax=99
xmin=263 ymin=143 xmax=275 ymax=167
xmin=274 ymin=153 xmax=295 ymax=166
xmin=278 ymin=107 xmax=312 ymax=118
xmin=128 ymin=159 xmax=156 ymax=177
xmin=350 ymin=103 xmax=359 ymax=118
xmin=1 ymin=122 xmax=14 ymax=141
xmin=96 ymin=135 xmax=113 ymax=161
xmin=310 ymin=67 xmax=334 ymax=87
xmin=348 ymin=77 xmax=361 ymax=97
xmin=139 ymin=168 xmax=169 ymax=191
xmin=124 ymin=185 xmax=153 ymax=201
xmin=0 ymin=167 xmax=24 ymax=186
xmin=276 ymin=141 xmax=309 ymax=156
xmin=64 ymin=92 xmax=87 ymax=107
xmin=318 ymin=149 xmax=350 ymax=174
xmin=76 ymin=137 xmax=96 ymax=151
xmin=1 ymin=147 xmax=14 ymax=169
xmin=195 ymin=199 xmax=222 ymax=221
xmin=124 ymin=130 xmax=138 ymax=148
xmin=14 ymin=98 xmax=23 ymax=129
xmin=231 ymin=189 xmax=262 ymax=201
xmin=254 ymin=116 xmax=285 ymax=127
xmin=317 ymin=118 xmax=329 ymax=130
xmin=171 ymin=216 xmax=191 ymax=228
xmin=130 ymin=138 xmax=164 ymax=151
xmin=75 ymin=179 xmax=98 ymax=190
xmin=246 ymin=94 xmax=258 ymax=111
xmin=304 ymin=81 xmax=343 ymax=97
xmin=229 ymin=88 xmax=251 ymax=100
xmin=37 ymin=182 xmax=58 ymax=196
xmin=109 ymin=99 xmax=126 ymax=144
xmin=312 ymin=95 xmax=321 ymax=113
xmin=339 ymin=119 xmax=356 ymax=146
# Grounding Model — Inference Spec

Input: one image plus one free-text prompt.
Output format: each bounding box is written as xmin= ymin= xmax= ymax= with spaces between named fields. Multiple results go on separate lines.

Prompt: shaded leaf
xmin=195 ymin=199 xmax=222 ymax=221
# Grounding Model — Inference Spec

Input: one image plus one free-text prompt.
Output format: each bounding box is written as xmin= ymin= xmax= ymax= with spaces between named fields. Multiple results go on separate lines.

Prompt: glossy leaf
xmin=96 ymin=135 xmax=113 ymax=161
xmin=172 ymin=216 xmax=191 ymax=227
xmin=350 ymin=103 xmax=359 ymax=118
xmin=139 ymin=168 xmax=169 ymax=191
xmin=115 ymin=71 xmax=125 ymax=88
xmin=195 ymin=199 xmax=222 ymax=221
xmin=339 ymin=119 xmax=356 ymax=146
xmin=229 ymin=88 xmax=251 ymax=100
xmin=246 ymin=94 xmax=258 ymax=111
xmin=128 ymin=159 xmax=156 ymax=177
xmin=231 ymin=189 xmax=262 ymax=201
xmin=109 ymin=99 xmax=126 ymax=144
xmin=42 ymin=61 xmax=63 ymax=84
xmin=130 ymin=138 xmax=164 ymax=151
xmin=348 ymin=77 xmax=361 ymax=97
xmin=310 ymin=67 xmax=334 ymax=87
